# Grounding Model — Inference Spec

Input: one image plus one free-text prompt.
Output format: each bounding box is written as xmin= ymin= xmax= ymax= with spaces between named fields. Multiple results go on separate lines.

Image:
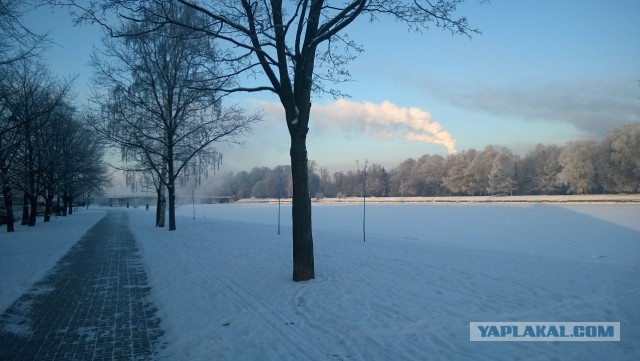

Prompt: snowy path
xmin=0 ymin=210 xmax=165 ymax=360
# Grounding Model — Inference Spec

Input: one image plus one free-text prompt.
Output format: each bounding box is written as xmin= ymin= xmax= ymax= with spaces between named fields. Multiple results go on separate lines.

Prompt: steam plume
xmin=312 ymin=99 xmax=457 ymax=154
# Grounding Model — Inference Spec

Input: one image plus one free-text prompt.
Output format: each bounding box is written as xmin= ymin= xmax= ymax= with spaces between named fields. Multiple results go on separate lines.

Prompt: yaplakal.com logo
xmin=469 ymin=322 xmax=620 ymax=342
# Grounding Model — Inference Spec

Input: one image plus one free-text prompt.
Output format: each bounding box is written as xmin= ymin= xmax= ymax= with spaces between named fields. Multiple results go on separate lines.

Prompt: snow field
xmin=130 ymin=203 xmax=639 ymax=360
xmin=1 ymin=203 xmax=638 ymax=360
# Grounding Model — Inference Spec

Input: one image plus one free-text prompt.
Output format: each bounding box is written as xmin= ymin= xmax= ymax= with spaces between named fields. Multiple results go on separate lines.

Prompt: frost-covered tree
xmin=466 ymin=145 xmax=497 ymax=195
xmin=557 ymin=140 xmax=598 ymax=194
xmin=600 ymin=124 xmax=640 ymax=193
xmin=443 ymin=149 xmax=477 ymax=196
xmin=525 ymin=144 xmax=564 ymax=194
xmin=391 ymin=158 xmax=417 ymax=197
xmin=487 ymin=149 xmax=516 ymax=195
xmin=232 ymin=171 xmax=252 ymax=199
xmin=414 ymin=154 xmax=447 ymax=196
xmin=366 ymin=163 xmax=389 ymax=197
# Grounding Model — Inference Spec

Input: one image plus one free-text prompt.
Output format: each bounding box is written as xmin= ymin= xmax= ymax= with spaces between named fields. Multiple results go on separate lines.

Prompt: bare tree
xmin=0 ymin=0 xmax=49 ymax=65
xmin=318 ymin=166 xmax=330 ymax=198
xmin=38 ymin=100 xmax=71 ymax=221
xmin=57 ymin=116 xmax=110 ymax=216
xmin=60 ymin=0 xmax=480 ymax=281
xmin=4 ymin=58 xmax=72 ymax=226
xmin=0 ymin=65 xmax=22 ymax=231
xmin=1 ymin=58 xmax=106 ymax=229
xmin=90 ymin=4 xmax=256 ymax=230
xmin=333 ymin=171 xmax=346 ymax=198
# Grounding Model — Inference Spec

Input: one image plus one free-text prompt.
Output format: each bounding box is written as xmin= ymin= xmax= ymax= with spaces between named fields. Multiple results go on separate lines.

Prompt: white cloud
xmin=310 ymin=99 xmax=457 ymax=154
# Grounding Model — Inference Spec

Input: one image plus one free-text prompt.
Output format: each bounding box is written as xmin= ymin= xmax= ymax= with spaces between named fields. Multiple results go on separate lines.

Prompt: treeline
xmin=1 ymin=2 xmax=109 ymax=232
xmin=215 ymin=124 xmax=639 ymax=199
xmin=0 ymin=58 xmax=109 ymax=231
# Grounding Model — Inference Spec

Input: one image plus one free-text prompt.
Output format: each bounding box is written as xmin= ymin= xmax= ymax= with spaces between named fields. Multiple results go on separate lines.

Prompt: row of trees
xmin=1 ymin=1 xmax=109 ymax=232
xmin=216 ymin=124 xmax=640 ymax=199
xmin=2 ymin=1 xmax=257 ymax=233
xmin=0 ymin=58 xmax=109 ymax=231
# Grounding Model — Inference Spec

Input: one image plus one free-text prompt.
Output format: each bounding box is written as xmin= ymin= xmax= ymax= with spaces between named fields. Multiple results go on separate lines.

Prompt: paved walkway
xmin=0 ymin=210 xmax=165 ymax=360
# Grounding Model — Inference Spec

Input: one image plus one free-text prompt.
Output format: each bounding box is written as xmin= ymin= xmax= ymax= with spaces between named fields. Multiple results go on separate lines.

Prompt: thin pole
xmin=363 ymin=159 xmax=367 ymax=242
xmin=277 ymin=167 xmax=282 ymax=235
xmin=357 ymin=159 xmax=368 ymax=242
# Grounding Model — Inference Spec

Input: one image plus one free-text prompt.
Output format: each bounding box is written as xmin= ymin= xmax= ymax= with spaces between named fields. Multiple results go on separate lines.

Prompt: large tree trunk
xmin=156 ymin=185 xmax=166 ymax=227
xmin=290 ymin=126 xmax=315 ymax=281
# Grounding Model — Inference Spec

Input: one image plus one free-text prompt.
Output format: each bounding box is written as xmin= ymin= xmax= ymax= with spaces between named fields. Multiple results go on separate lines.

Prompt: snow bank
xmin=237 ymin=193 xmax=640 ymax=204
xmin=131 ymin=203 xmax=639 ymax=360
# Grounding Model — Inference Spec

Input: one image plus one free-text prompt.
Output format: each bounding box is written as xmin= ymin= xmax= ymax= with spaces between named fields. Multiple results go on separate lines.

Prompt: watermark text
xmin=470 ymin=322 xmax=620 ymax=342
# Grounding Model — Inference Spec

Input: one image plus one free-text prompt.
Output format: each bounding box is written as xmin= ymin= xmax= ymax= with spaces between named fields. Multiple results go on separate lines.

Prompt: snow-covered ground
xmin=2 ymin=203 xmax=639 ymax=360
xmin=133 ymin=202 xmax=639 ymax=360
xmin=0 ymin=210 xmax=106 ymax=313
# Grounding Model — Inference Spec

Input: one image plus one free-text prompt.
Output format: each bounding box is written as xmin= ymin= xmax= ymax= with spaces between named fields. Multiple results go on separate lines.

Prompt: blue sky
xmin=24 ymin=0 xmax=640 ymax=173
